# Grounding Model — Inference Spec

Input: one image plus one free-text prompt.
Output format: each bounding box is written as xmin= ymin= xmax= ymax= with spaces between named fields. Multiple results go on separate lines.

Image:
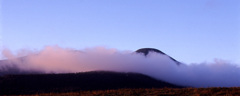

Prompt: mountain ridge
xmin=0 ymin=71 xmax=184 ymax=95
xmin=136 ymin=48 xmax=181 ymax=65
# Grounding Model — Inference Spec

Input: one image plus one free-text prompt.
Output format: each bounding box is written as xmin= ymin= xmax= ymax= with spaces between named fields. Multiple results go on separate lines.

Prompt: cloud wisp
xmin=0 ymin=46 xmax=239 ymax=87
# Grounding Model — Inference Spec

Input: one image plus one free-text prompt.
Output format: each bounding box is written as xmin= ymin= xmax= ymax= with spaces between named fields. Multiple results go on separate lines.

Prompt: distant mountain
xmin=0 ymin=48 xmax=184 ymax=95
xmin=136 ymin=48 xmax=181 ymax=65
xmin=0 ymin=71 xmax=183 ymax=95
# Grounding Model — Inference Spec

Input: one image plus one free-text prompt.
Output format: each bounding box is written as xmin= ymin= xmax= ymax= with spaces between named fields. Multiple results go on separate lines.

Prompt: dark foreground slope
xmin=27 ymin=88 xmax=240 ymax=96
xmin=0 ymin=71 xmax=183 ymax=95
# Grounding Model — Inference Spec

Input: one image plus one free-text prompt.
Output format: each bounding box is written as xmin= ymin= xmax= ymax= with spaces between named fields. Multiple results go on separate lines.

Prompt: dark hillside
xmin=0 ymin=71 xmax=183 ymax=95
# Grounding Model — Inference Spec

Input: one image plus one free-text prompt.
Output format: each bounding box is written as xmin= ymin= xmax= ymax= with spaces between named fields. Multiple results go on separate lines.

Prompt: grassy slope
xmin=22 ymin=88 xmax=240 ymax=96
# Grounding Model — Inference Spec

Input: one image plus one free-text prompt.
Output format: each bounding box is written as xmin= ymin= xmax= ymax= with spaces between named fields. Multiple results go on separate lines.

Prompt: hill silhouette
xmin=0 ymin=71 xmax=183 ymax=95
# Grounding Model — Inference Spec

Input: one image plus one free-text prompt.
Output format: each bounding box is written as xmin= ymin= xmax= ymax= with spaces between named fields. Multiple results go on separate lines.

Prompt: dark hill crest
xmin=0 ymin=71 xmax=183 ymax=95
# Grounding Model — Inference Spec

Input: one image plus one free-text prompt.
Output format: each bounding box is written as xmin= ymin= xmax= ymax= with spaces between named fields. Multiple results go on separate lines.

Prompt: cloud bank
xmin=0 ymin=46 xmax=239 ymax=87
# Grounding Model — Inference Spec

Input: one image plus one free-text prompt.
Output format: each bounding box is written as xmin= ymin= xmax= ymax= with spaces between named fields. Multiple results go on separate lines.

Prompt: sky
xmin=0 ymin=0 xmax=240 ymax=64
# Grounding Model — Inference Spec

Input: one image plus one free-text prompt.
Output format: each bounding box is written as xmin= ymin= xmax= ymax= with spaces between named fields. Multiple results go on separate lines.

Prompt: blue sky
xmin=1 ymin=0 xmax=240 ymax=64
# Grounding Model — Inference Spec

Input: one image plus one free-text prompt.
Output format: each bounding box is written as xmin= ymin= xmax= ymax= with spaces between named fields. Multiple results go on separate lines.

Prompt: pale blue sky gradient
xmin=1 ymin=0 xmax=240 ymax=64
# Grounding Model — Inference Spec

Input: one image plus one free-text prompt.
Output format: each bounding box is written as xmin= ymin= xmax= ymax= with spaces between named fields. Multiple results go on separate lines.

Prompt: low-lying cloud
xmin=0 ymin=46 xmax=239 ymax=87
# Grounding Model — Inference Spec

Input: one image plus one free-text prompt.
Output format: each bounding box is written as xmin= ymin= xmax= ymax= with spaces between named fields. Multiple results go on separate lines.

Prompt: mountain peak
xmin=136 ymin=48 xmax=181 ymax=65
xmin=136 ymin=48 xmax=166 ymax=56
